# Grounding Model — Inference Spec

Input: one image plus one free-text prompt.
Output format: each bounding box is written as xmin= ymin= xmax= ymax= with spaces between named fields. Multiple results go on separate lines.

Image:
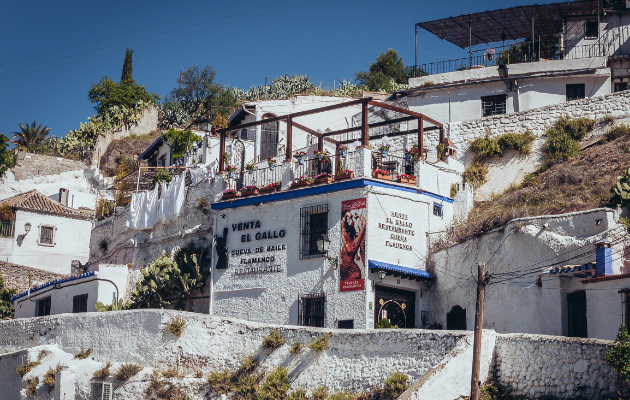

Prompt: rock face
xmin=0 ymin=261 xmax=64 ymax=293
xmin=98 ymin=130 xmax=160 ymax=178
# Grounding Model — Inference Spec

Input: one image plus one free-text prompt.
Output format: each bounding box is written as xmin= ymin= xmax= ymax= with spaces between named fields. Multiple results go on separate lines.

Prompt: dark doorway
xmin=447 ymin=305 xmax=467 ymax=330
xmin=374 ymin=286 xmax=416 ymax=328
xmin=260 ymin=120 xmax=279 ymax=160
xmin=338 ymin=320 xmax=354 ymax=329
xmin=73 ymin=294 xmax=88 ymax=313
xmin=568 ymin=290 xmax=588 ymax=338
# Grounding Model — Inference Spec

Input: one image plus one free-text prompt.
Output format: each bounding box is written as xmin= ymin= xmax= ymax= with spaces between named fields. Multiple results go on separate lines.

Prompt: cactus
xmin=611 ymin=167 xmax=630 ymax=208
xmin=95 ymin=298 xmax=125 ymax=312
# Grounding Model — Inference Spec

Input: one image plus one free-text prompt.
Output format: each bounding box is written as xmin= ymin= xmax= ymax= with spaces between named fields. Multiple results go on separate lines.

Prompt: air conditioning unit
xmin=92 ymin=382 xmax=112 ymax=400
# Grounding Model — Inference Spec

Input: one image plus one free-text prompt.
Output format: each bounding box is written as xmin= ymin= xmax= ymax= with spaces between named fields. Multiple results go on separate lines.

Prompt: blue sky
xmin=0 ymin=0 xmax=548 ymax=140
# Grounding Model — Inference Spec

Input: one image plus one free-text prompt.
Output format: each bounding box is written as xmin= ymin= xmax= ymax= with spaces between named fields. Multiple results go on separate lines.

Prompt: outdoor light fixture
xmin=498 ymin=64 xmax=509 ymax=79
xmin=200 ymin=118 xmax=212 ymax=132
xmin=423 ymin=279 xmax=433 ymax=290
xmin=317 ymin=234 xmax=330 ymax=253
xmin=24 ymin=222 xmax=31 ymax=235
xmin=378 ymin=270 xmax=387 ymax=280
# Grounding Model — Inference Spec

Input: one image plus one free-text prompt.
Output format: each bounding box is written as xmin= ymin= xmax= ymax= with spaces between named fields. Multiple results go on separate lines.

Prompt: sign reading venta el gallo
xmin=340 ymin=198 xmax=367 ymax=292
xmin=229 ymin=220 xmax=287 ymax=276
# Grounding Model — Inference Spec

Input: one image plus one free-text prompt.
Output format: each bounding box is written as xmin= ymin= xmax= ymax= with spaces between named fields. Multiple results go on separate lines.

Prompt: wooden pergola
xmin=215 ymin=97 xmax=444 ymax=171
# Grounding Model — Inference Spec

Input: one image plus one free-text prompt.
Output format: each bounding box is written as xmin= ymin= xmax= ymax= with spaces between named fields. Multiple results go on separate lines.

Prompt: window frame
xmin=38 ymin=224 xmax=56 ymax=247
xmin=433 ymin=203 xmax=443 ymax=217
xmin=481 ymin=94 xmax=507 ymax=117
xmin=585 ymin=20 xmax=598 ymax=39
xmin=37 ymin=296 xmax=51 ymax=317
xmin=299 ymin=204 xmax=329 ymax=259
xmin=73 ymin=293 xmax=89 ymax=313
xmin=566 ymin=84 xmax=586 ymax=101
xmin=298 ymin=293 xmax=326 ymax=327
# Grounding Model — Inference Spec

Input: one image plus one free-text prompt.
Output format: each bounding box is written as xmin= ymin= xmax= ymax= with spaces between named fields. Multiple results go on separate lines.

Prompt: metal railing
xmin=0 ymin=222 xmax=14 ymax=238
xmin=372 ymin=151 xmax=414 ymax=181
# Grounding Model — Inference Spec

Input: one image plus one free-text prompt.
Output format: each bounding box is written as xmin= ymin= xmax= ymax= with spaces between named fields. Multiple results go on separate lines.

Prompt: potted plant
xmin=314 ymin=150 xmax=330 ymax=161
xmin=225 ymin=165 xmax=237 ymax=178
xmin=313 ymin=172 xmax=332 ymax=184
xmin=372 ymin=169 xmax=391 ymax=180
xmin=437 ymin=143 xmax=445 ymax=161
xmin=222 ymin=188 xmax=239 ymax=200
xmin=397 ymin=174 xmax=417 ymax=185
xmin=245 ymin=163 xmax=257 ymax=174
xmin=339 ymin=145 xmax=349 ymax=158
xmin=294 ymin=151 xmax=307 ymax=165
xmin=405 ymin=145 xmax=423 ymax=161
xmin=259 ymin=182 xmax=278 ymax=194
xmin=240 ymin=185 xmax=259 ymax=196
xmin=291 ymin=175 xmax=311 ymax=189
xmin=267 ymin=157 xmax=277 ymax=170
xmin=379 ymin=144 xmax=390 ymax=157
xmin=335 ymin=169 xmax=354 ymax=181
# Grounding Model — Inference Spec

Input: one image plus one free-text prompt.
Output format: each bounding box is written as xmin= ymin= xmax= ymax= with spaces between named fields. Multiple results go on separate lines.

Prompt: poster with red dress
xmin=340 ymin=198 xmax=366 ymax=292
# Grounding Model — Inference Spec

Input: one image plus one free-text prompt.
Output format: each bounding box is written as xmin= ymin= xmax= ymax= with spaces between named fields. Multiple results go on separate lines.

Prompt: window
xmin=615 ymin=82 xmax=628 ymax=92
xmin=447 ymin=305 xmax=467 ymax=330
xmin=73 ymin=294 xmax=88 ymax=313
xmin=481 ymin=95 xmax=507 ymax=117
xmin=38 ymin=225 xmax=55 ymax=246
xmin=433 ymin=203 xmax=443 ymax=217
xmin=625 ymin=292 xmax=630 ymax=327
xmin=240 ymin=129 xmax=249 ymax=140
xmin=299 ymin=204 xmax=328 ymax=259
xmin=91 ymin=382 xmax=113 ymax=400
xmin=566 ymin=84 xmax=585 ymax=101
xmin=585 ymin=20 xmax=598 ymax=39
xmin=338 ymin=320 xmax=354 ymax=329
xmin=298 ymin=293 xmax=325 ymax=327
xmin=37 ymin=297 xmax=51 ymax=317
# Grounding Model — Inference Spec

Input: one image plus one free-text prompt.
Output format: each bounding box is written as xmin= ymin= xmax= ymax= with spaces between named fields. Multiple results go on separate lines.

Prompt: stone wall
xmin=0 ymin=261 xmax=64 ymax=292
xmin=11 ymin=152 xmax=86 ymax=181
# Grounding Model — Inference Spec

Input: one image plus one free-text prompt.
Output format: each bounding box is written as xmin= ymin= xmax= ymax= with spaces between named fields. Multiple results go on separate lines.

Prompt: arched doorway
xmin=374 ymin=286 xmax=416 ymax=328
xmin=446 ymin=305 xmax=467 ymax=330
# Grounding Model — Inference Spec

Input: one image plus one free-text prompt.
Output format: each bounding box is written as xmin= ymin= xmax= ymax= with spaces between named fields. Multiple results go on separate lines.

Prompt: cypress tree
xmin=121 ymin=48 xmax=134 ymax=83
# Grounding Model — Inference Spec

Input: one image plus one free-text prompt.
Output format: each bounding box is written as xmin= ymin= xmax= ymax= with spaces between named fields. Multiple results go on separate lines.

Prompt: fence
xmin=0 ymin=222 xmax=14 ymax=238
xmin=372 ymin=150 xmax=414 ymax=181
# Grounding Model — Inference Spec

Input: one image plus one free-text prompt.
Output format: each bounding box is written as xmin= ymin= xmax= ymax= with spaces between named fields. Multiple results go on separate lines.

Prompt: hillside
xmin=99 ymin=130 xmax=160 ymax=177
xmin=448 ymin=128 xmax=630 ymax=244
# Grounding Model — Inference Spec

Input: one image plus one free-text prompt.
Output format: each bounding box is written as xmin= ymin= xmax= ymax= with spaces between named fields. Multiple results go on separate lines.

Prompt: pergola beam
xmin=368 ymin=101 xmax=443 ymax=128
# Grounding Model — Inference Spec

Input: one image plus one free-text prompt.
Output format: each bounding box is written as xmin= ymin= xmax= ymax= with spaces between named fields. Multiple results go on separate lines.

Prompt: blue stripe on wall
xmin=211 ymin=179 xmax=454 ymax=210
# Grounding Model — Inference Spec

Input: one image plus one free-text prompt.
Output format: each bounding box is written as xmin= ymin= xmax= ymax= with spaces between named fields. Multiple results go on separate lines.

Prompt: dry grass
xmin=93 ymin=361 xmax=112 ymax=379
xmin=262 ymin=329 xmax=285 ymax=349
xmin=114 ymin=362 xmax=143 ymax=381
xmin=16 ymin=358 xmax=41 ymax=377
xmin=166 ymin=316 xmax=187 ymax=337
xmin=308 ymin=334 xmax=329 ymax=352
xmin=74 ymin=347 xmax=92 ymax=359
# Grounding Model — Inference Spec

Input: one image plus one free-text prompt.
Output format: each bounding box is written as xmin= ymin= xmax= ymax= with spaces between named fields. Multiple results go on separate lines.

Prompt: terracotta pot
xmin=373 ymin=172 xmax=391 ymax=180
xmin=291 ymin=181 xmax=310 ymax=189
xmin=398 ymin=177 xmax=416 ymax=185
xmin=335 ymin=172 xmax=354 ymax=181
xmin=314 ymin=177 xmax=332 ymax=184
xmin=241 ymin=189 xmax=259 ymax=196
xmin=222 ymin=192 xmax=239 ymax=200
xmin=259 ymin=186 xmax=277 ymax=194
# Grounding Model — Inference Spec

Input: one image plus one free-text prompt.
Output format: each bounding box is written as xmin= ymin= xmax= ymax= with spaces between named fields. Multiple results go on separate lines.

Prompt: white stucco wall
xmin=7 ymin=211 xmax=92 ymax=274
xmin=565 ymin=14 xmax=630 ymax=58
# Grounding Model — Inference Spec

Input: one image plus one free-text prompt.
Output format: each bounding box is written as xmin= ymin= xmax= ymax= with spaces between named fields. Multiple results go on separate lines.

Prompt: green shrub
xmin=238 ymin=357 xmax=258 ymax=375
xmin=450 ymin=183 xmax=459 ymax=199
xmin=383 ymin=371 xmax=408 ymax=399
xmin=312 ymin=385 xmax=329 ymax=400
xmin=308 ymin=334 xmax=329 ymax=352
xmin=23 ymin=376 xmax=39 ymax=395
xmin=208 ymin=369 xmax=233 ymax=394
xmin=469 ymin=135 xmax=502 ymax=160
xmin=93 ymin=361 xmax=112 ymax=379
xmin=470 ymin=130 xmax=535 ymax=161
xmin=375 ymin=319 xmax=398 ymax=329
xmin=152 ymin=168 xmax=172 ymax=185
xmin=462 ymin=163 xmax=489 ymax=188
xmin=262 ymin=329 xmax=285 ymax=349
xmin=166 ymin=316 xmax=187 ymax=337
xmin=604 ymin=324 xmax=630 ymax=381
xmin=289 ymin=339 xmax=303 ymax=354
xmin=114 ymin=363 xmax=143 ymax=381
xmin=74 ymin=347 xmax=92 ymax=360
xmin=16 ymin=358 xmax=41 ymax=377
xmin=609 ymin=167 xmax=630 ymax=208
xmin=552 ymin=115 xmax=595 ymax=141
xmin=479 ymin=380 xmax=517 ymax=400
xmin=287 ymin=388 xmax=307 ymax=400
xmin=497 ymin=130 xmax=535 ymax=154
xmin=234 ymin=374 xmax=258 ymax=399
xmin=259 ymin=366 xmax=291 ymax=400
xmin=329 ymin=391 xmax=359 ymax=400
xmin=606 ymin=123 xmax=630 ymax=141
xmin=43 ymin=367 xmax=56 ymax=391
xmin=604 ymin=114 xmax=616 ymax=124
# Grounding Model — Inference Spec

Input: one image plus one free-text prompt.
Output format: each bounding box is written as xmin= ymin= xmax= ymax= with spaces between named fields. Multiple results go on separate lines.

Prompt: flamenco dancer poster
xmin=340 ymin=198 xmax=366 ymax=292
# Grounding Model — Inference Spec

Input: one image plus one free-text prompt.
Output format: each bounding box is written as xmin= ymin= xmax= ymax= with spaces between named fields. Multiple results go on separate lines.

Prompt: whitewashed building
xmin=0 ymin=190 xmax=93 ymax=274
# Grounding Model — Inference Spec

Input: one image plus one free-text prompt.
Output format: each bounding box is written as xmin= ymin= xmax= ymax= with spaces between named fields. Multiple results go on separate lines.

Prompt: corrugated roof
xmin=0 ymin=190 xmax=94 ymax=220
xmin=368 ymin=260 xmax=434 ymax=279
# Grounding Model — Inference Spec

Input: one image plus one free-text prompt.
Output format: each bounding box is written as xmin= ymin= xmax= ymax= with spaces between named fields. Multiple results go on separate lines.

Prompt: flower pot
xmin=335 ymin=172 xmax=354 ymax=181
xmin=341 ymin=150 xmax=348 ymax=158
xmin=314 ymin=177 xmax=332 ymax=185
xmin=241 ymin=188 xmax=259 ymax=197
xmin=247 ymin=169 xmax=254 ymax=175
xmin=269 ymin=163 xmax=276 ymax=170
xmin=222 ymin=192 xmax=239 ymax=200
xmin=398 ymin=177 xmax=416 ymax=185
xmin=297 ymin=157 xmax=305 ymax=165
xmin=291 ymin=181 xmax=310 ymax=189
xmin=380 ymin=149 xmax=389 ymax=157
xmin=228 ymin=171 xmax=235 ymax=178
xmin=405 ymin=153 xmax=412 ymax=162
xmin=259 ymin=185 xmax=277 ymax=194
xmin=373 ymin=172 xmax=391 ymax=180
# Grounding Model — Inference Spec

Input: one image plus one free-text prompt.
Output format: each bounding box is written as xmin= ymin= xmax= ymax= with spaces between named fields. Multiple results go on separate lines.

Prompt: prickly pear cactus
xmin=611 ymin=167 xmax=630 ymax=208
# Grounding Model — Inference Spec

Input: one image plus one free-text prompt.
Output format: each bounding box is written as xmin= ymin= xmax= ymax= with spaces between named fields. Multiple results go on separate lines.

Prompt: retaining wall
xmin=11 ymin=152 xmax=85 ymax=181
xmin=0 ymin=261 xmax=64 ymax=293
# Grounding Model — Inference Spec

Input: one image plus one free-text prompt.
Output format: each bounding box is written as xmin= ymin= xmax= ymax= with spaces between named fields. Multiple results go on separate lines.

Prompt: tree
xmin=121 ymin=47 xmax=134 ymax=82
xmin=0 ymin=273 xmax=16 ymax=319
xmin=355 ymin=49 xmax=409 ymax=92
xmin=604 ymin=324 xmax=630 ymax=381
xmin=162 ymin=128 xmax=201 ymax=159
xmin=0 ymin=134 xmax=16 ymax=179
xmin=9 ymin=121 xmax=51 ymax=152
xmin=88 ymin=77 xmax=160 ymax=118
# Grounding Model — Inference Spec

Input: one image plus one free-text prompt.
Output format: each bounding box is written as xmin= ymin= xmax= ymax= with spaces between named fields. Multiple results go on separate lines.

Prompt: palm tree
xmin=9 ymin=121 xmax=51 ymax=151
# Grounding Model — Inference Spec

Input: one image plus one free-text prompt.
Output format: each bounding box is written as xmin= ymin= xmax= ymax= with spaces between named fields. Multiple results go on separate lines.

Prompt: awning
xmin=368 ymin=260 xmax=434 ymax=281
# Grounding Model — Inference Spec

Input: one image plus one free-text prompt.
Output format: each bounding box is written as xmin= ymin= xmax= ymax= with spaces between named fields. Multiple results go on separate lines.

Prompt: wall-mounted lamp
xmin=423 ymin=279 xmax=433 ymax=290
xmin=200 ymin=118 xmax=212 ymax=132
xmin=317 ymin=234 xmax=330 ymax=254
xmin=498 ymin=64 xmax=509 ymax=79
xmin=24 ymin=222 xmax=31 ymax=235
xmin=378 ymin=270 xmax=387 ymax=280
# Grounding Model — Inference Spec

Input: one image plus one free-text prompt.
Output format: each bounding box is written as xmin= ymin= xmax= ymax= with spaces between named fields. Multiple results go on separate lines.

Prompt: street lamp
xmin=200 ymin=118 xmax=212 ymax=132
xmin=378 ymin=270 xmax=387 ymax=280
xmin=24 ymin=222 xmax=31 ymax=235
xmin=317 ymin=234 xmax=330 ymax=253
xmin=498 ymin=64 xmax=509 ymax=79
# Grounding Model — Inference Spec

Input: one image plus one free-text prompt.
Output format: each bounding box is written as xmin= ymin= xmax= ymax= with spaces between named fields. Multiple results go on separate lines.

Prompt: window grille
xmin=91 ymin=382 xmax=113 ymax=400
xmin=585 ymin=20 xmax=598 ymax=39
xmin=566 ymin=84 xmax=585 ymax=101
xmin=73 ymin=294 xmax=88 ymax=313
xmin=37 ymin=297 xmax=51 ymax=317
xmin=298 ymin=293 xmax=326 ymax=327
xmin=299 ymin=204 xmax=328 ymax=259
xmin=39 ymin=225 xmax=55 ymax=246
xmin=433 ymin=203 xmax=443 ymax=217
xmin=481 ymin=95 xmax=507 ymax=117
xmin=338 ymin=320 xmax=354 ymax=329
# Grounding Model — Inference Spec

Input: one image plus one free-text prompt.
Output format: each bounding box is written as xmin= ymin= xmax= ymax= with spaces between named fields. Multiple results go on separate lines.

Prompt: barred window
xmin=585 ymin=20 xmax=598 ymax=39
xmin=39 ymin=225 xmax=55 ymax=246
xmin=299 ymin=204 xmax=328 ymax=259
xmin=73 ymin=294 xmax=88 ymax=313
xmin=299 ymin=293 xmax=325 ymax=327
xmin=566 ymin=84 xmax=585 ymax=101
xmin=481 ymin=95 xmax=507 ymax=117
xmin=37 ymin=297 xmax=51 ymax=317
xmin=433 ymin=203 xmax=443 ymax=217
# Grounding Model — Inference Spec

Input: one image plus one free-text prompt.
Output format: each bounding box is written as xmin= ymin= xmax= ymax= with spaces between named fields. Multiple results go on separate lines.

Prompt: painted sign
xmin=340 ymin=198 xmax=366 ymax=292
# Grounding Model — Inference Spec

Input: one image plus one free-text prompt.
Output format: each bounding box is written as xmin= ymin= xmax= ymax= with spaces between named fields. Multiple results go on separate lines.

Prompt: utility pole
xmin=470 ymin=262 xmax=486 ymax=400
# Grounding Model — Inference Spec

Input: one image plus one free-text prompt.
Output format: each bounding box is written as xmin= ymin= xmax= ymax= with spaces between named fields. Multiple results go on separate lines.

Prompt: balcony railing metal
xmin=0 ymin=222 xmax=14 ymax=238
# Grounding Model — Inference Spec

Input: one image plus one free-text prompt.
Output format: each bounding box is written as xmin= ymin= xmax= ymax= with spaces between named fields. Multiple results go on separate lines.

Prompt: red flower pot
xmin=373 ymin=172 xmax=391 ymax=180
xmin=397 ymin=177 xmax=416 ymax=185
xmin=290 ymin=181 xmax=310 ymax=189
xmin=313 ymin=177 xmax=332 ymax=184
xmin=241 ymin=188 xmax=259 ymax=197
xmin=335 ymin=172 xmax=354 ymax=181
xmin=222 ymin=192 xmax=239 ymax=200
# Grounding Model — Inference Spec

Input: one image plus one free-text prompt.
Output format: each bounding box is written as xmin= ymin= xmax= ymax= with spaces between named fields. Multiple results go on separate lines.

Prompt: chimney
xmin=595 ymin=240 xmax=613 ymax=276
xmin=59 ymin=188 xmax=68 ymax=205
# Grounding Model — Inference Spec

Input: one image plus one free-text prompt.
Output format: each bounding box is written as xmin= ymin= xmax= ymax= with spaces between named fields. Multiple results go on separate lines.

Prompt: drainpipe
xmin=448 ymin=92 xmax=451 ymax=123
xmin=595 ymin=240 xmax=613 ymax=276
xmin=209 ymin=212 xmax=218 ymax=315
